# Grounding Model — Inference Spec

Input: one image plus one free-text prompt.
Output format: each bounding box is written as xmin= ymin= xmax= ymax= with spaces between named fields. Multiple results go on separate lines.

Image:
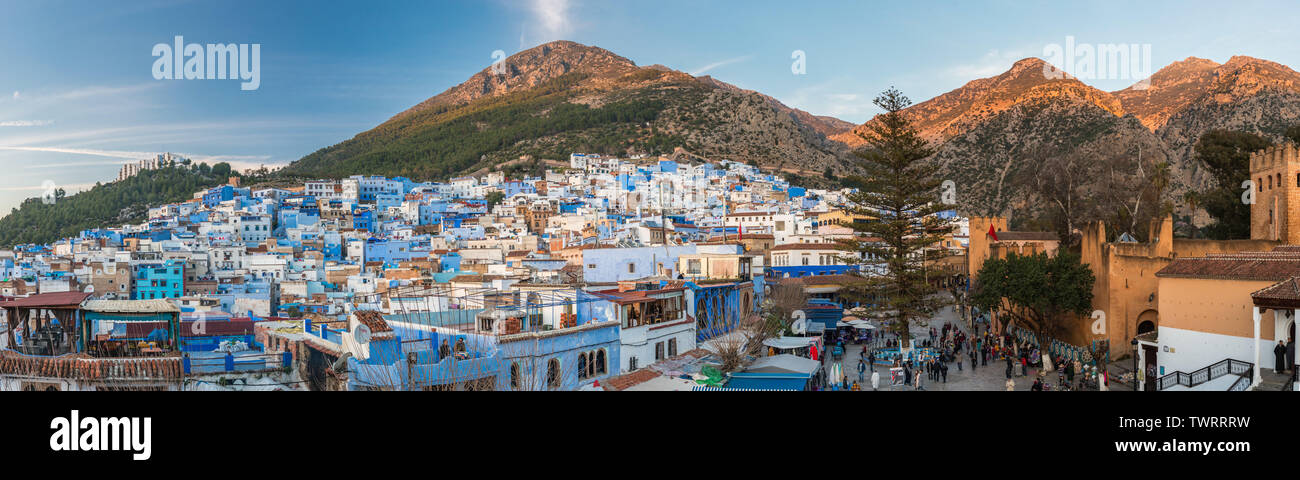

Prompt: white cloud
xmin=11 ymin=91 xmax=18 ymax=100
xmin=528 ymin=0 xmax=573 ymax=42
xmin=0 ymin=120 xmax=53 ymax=127
xmin=36 ymin=83 xmax=162 ymax=103
xmin=690 ymin=55 xmax=754 ymax=76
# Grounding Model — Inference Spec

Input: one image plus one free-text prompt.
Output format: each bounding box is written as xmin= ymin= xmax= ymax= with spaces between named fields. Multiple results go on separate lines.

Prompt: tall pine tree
xmin=842 ymin=88 xmax=953 ymax=345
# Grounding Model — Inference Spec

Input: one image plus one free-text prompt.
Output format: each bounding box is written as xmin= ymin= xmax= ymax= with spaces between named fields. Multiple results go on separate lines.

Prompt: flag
xmin=987 ymin=224 xmax=998 ymax=242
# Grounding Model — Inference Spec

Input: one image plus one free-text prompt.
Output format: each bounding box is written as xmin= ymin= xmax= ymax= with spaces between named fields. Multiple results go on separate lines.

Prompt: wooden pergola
xmin=1 ymin=292 xmax=92 ymax=355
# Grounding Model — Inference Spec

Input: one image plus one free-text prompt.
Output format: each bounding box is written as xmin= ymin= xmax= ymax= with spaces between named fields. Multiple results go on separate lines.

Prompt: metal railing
xmin=1156 ymin=358 xmax=1253 ymax=391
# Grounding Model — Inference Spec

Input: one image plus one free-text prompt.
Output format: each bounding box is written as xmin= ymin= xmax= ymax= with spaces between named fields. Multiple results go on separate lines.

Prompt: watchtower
xmin=1249 ymin=143 xmax=1300 ymax=243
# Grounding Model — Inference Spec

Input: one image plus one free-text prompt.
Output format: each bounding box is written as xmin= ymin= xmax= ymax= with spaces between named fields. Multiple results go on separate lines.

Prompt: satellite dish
xmin=353 ymin=323 xmax=371 ymax=345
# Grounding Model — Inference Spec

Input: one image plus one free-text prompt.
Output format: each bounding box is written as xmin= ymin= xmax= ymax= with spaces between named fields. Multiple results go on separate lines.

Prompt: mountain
xmin=833 ymin=55 xmax=1300 ymax=230
xmin=282 ymin=41 xmax=854 ymax=182
xmin=1111 ymin=56 xmax=1220 ymax=131
xmin=831 ymin=58 xmax=1126 ymax=147
xmin=693 ymin=75 xmax=856 ymax=137
xmin=1135 ymin=56 xmax=1300 ymax=193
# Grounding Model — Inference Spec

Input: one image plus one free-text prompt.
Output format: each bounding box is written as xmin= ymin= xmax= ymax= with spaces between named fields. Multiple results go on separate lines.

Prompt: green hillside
xmin=0 ymin=164 xmax=231 ymax=247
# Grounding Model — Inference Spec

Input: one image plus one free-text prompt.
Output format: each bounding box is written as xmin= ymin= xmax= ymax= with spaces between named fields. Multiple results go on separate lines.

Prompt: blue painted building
xmin=352 ymin=207 xmax=374 ymax=231
xmin=685 ymin=280 xmax=758 ymax=342
xmin=133 ymin=259 xmax=184 ymax=300
xmin=203 ymin=185 xmax=235 ymax=208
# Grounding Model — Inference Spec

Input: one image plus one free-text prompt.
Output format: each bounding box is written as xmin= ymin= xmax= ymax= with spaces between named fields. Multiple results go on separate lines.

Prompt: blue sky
xmin=2 ymin=0 xmax=1299 ymax=214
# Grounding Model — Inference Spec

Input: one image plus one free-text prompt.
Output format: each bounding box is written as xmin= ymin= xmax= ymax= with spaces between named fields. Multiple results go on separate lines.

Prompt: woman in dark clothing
xmin=1275 ymin=341 xmax=1288 ymax=374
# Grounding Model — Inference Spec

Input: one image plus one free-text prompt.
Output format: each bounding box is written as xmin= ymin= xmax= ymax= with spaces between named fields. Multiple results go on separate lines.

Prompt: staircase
xmin=1254 ymin=369 xmax=1293 ymax=391
xmin=1155 ymin=358 xmax=1253 ymax=391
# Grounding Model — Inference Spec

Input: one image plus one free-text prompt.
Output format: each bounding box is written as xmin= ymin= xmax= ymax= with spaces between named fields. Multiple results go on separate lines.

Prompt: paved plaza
xmin=822 ymin=293 xmax=1114 ymax=392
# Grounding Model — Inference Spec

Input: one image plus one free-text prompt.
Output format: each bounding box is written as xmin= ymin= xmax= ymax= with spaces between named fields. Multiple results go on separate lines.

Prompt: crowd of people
xmin=835 ymin=316 xmax=1110 ymax=392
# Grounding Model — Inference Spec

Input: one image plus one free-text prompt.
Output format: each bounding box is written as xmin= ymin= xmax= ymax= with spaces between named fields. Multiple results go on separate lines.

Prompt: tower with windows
xmin=1249 ymin=143 xmax=1300 ymax=243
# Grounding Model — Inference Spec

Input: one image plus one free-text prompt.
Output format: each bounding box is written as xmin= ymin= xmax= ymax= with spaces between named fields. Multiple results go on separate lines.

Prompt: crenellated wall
xmin=1081 ymin=215 xmax=1281 ymax=357
xmin=1249 ymin=143 xmax=1300 ymax=243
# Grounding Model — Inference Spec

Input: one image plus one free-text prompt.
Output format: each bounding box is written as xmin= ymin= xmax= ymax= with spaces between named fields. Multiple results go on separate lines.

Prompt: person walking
xmin=940 ymin=362 xmax=948 ymax=384
xmin=871 ymin=369 xmax=880 ymax=391
xmin=858 ymin=358 xmax=867 ymax=383
xmin=1005 ymin=356 xmax=1014 ymax=379
xmin=1275 ymin=341 xmax=1288 ymax=374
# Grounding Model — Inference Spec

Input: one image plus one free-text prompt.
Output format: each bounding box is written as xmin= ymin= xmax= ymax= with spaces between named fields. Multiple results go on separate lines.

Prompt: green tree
xmin=485 ymin=190 xmax=506 ymax=211
xmin=970 ymin=251 xmax=1095 ymax=363
xmin=1190 ymin=129 xmax=1272 ymax=239
xmin=1286 ymin=124 xmax=1300 ymax=145
xmin=842 ymin=88 xmax=954 ymax=345
xmin=212 ymin=162 xmax=233 ymax=179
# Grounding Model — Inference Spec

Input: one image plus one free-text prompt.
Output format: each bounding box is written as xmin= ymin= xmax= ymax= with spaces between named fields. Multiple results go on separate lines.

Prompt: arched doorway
xmin=1136 ymin=310 xmax=1159 ymax=391
xmin=1136 ymin=310 xmax=1158 ymax=335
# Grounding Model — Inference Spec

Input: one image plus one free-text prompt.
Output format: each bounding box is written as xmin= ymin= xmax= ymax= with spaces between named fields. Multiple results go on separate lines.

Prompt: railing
xmin=1156 ymin=358 xmax=1253 ymax=391
xmin=183 ymin=351 xmax=293 ymax=375
xmin=1230 ymin=374 xmax=1253 ymax=392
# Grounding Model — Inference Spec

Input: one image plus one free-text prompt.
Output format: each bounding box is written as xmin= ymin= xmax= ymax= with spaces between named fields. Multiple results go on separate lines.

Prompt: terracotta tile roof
xmin=1251 ymin=276 xmax=1300 ymax=308
xmin=602 ymin=368 xmax=660 ymax=391
xmin=0 ymin=351 xmax=183 ymax=380
xmin=601 ymin=348 xmax=711 ymax=391
xmin=1156 ymin=253 xmax=1300 ymax=281
xmin=353 ymin=310 xmax=393 ymax=333
xmin=0 ymin=291 xmax=92 ymax=309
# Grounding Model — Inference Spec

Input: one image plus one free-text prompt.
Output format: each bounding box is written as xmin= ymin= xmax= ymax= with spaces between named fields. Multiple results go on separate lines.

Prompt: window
xmin=629 ymin=357 xmax=638 ymax=370
xmin=668 ymin=338 xmax=677 ymax=357
xmin=547 ymin=359 xmax=560 ymax=388
xmin=655 ymin=342 xmax=665 ymax=361
xmin=628 ymin=263 xmax=635 ymax=274
xmin=595 ymin=349 xmax=606 ymax=375
xmin=577 ymin=353 xmax=589 ymax=380
xmin=510 ymin=362 xmax=520 ymax=390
